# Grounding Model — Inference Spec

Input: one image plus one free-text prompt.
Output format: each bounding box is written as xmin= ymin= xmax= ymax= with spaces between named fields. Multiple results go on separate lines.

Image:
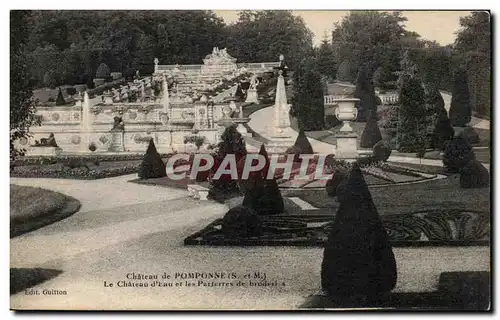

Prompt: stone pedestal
xmin=336 ymin=132 xmax=359 ymax=160
xmin=266 ymin=136 xmax=294 ymax=154
xmin=245 ymin=88 xmax=258 ymax=104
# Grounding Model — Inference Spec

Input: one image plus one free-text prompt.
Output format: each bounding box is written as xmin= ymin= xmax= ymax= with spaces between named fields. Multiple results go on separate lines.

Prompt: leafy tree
xmin=353 ymin=63 xmax=377 ymax=122
xmin=291 ymin=56 xmax=325 ymax=131
xmin=455 ymin=11 xmax=491 ymax=118
xmin=321 ymin=163 xmax=397 ymax=300
xmin=331 ymin=11 xmax=410 ymax=82
xmin=55 ymin=88 xmax=66 ymax=106
xmin=224 ymin=10 xmax=314 ymax=67
xmin=360 ymin=111 xmax=382 ymax=148
xmin=138 ymin=139 xmax=166 ymax=179
xmin=372 ymin=66 xmax=384 ymax=88
xmin=10 ymin=10 xmax=40 ymax=166
xmin=449 ymin=68 xmax=472 ymax=127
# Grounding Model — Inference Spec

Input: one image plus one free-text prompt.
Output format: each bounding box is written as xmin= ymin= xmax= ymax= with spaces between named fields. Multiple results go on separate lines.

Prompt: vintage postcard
xmin=9 ymin=9 xmax=491 ymax=311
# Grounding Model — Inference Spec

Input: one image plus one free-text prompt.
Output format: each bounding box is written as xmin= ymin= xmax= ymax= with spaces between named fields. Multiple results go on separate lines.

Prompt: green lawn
xmin=10 ymin=185 xmax=81 ymax=237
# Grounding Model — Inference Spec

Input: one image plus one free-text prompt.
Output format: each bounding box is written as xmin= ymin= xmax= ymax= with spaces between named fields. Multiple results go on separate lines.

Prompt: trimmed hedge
xmin=443 ymin=136 xmax=476 ymax=173
xmin=459 ymin=160 xmax=489 ymax=189
xmin=221 ymin=206 xmax=263 ymax=238
xmin=138 ymin=139 xmax=166 ymax=179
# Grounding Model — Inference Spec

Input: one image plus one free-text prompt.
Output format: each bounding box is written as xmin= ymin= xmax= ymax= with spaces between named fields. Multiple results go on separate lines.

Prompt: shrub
xmin=431 ymin=112 xmax=454 ymax=150
xmin=353 ymin=63 xmax=377 ymax=122
xmin=459 ymin=160 xmax=489 ymax=189
xmin=242 ymin=144 xmax=284 ymax=216
xmin=458 ymin=126 xmax=480 ymax=145
xmin=322 ymin=163 xmax=397 ymax=298
xmin=65 ymin=87 xmax=77 ymax=96
xmin=373 ymin=140 xmax=392 ymax=162
xmin=208 ymin=125 xmax=247 ymax=201
xmin=88 ymin=143 xmax=96 ymax=152
xmin=325 ymin=170 xmax=346 ymax=197
xmin=138 ymin=139 xmax=166 ymax=179
xmin=95 ymin=63 xmax=111 ymax=79
xmin=55 ymin=88 xmax=66 ymax=106
xmin=360 ymin=111 xmax=382 ymax=148
xmin=375 ymin=95 xmax=382 ymax=106
xmin=287 ymin=129 xmax=313 ymax=156
xmin=442 ymin=136 xmax=476 ymax=173
xmin=449 ymin=68 xmax=472 ymax=127
xmin=221 ymin=205 xmax=263 ymax=238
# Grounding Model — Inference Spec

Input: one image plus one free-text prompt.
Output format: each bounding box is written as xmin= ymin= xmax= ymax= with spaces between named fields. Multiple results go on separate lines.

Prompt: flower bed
xmin=15 ymin=153 xmax=173 ymax=167
xmin=11 ymin=163 xmax=140 ymax=180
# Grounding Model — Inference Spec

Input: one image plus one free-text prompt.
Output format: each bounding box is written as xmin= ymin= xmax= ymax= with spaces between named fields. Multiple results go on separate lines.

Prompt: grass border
xmin=10 ymin=195 xmax=81 ymax=238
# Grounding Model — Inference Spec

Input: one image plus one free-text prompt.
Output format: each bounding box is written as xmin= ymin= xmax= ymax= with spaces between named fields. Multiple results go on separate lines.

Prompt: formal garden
xmin=10 ymin=10 xmax=490 ymax=310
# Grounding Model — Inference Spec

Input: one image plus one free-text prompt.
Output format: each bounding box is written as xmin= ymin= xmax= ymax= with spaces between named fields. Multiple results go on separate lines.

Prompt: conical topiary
xmin=292 ymin=128 xmax=314 ymax=154
xmin=458 ymin=126 xmax=480 ymax=145
xmin=360 ymin=111 xmax=382 ymax=148
xmin=321 ymin=163 xmax=397 ymax=301
xmin=55 ymin=88 xmax=66 ymax=106
xmin=138 ymin=139 xmax=166 ymax=179
xmin=449 ymin=69 xmax=472 ymax=127
xmin=459 ymin=159 xmax=490 ymax=189
xmin=242 ymin=144 xmax=284 ymax=216
xmin=431 ymin=112 xmax=454 ymax=150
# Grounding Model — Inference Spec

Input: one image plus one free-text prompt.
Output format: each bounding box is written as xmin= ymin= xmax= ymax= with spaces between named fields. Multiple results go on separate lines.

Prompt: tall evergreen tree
xmin=353 ymin=62 xmax=377 ymax=122
xmin=449 ymin=68 xmax=472 ymax=127
xmin=290 ymin=56 xmax=325 ymax=131
xmin=397 ymin=76 xmax=428 ymax=152
xmin=315 ymin=36 xmax=337 ymax=80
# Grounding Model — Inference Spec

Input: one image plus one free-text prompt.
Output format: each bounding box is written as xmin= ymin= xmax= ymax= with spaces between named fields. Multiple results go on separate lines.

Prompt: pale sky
xmin=214 ymin=10 xmax=472 ymax=46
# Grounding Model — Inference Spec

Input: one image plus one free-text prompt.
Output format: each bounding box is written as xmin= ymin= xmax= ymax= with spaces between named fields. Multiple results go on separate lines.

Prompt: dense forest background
xmin=19 ymin=10 xmax=490 ymax=117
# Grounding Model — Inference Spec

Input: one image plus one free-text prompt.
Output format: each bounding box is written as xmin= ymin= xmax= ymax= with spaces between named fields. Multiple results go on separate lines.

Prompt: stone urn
xmin=334 ymin=98 xmax=360 ymax=132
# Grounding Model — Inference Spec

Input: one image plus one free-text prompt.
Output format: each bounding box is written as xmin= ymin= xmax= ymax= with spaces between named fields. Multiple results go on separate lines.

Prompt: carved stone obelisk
xmin=266 ymin=70 xmax=294 ymax=153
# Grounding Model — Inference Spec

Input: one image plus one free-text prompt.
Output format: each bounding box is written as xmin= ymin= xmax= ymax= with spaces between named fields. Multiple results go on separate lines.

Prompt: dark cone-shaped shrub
xmin=55 ymin=88 xmax=66 ymax=106
xmin=242 ymin=144 xmax=284 ymax=216
xmin=221 ymin=205 xmax=263 ymax=238
xmin=360 ymin=112 xmax=382 ymax=148
xmin=459 ymin=160 xmax=490 ymax=189
xmin=373 ymin=140 xmax=392 ymax=162
xmin=138 ymin=139 xmax=166 ymax=179
xmin=294 ymin=129 xmax=314 ymax=154
xmin=325 ymin=171 xmax=347 ymax=197
xmin=449 ymin=69 xmax=472 ymax=127
xmin=321 ymin=163 xmax=397 ymax=299
xmin=458 ymin=126 xmax=480 ymax=145
xmin=431 ymin=112 xmax=455 ymax=150
xmin=443 ymin=136 xmax=476 ymax=173
xmin=286 ymin=129 xmax=314 ymax=162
